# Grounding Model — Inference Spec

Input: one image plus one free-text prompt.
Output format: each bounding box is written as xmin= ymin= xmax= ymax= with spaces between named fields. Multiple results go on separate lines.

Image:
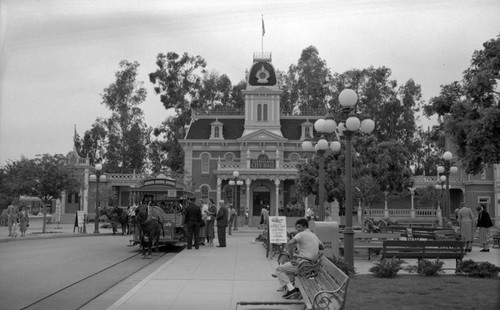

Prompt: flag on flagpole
xmin=262 ymin=16 xmax=265 ymax=36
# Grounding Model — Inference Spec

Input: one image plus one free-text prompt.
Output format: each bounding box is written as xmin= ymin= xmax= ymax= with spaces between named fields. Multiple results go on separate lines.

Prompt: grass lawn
xmin=345 ymin=274 xmax=500 ymax=310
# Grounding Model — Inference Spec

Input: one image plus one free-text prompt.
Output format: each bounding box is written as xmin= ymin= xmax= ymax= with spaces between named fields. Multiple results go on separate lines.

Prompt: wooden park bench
xmin=236 ymin=253 xmax=349 ymax=310
xmin=340 ymin=232 xmax=401 ymax=260
xmin=294 ymin=253 xmax=350 ymax=310
xmin=381 ymin=240 xmax=466 ymax=270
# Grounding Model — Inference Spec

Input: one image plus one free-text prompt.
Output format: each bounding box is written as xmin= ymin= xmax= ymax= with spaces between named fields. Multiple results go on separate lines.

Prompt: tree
xmin=281 ymin=46 xmax=332 ymax=114
xmin=76 ymin=61 xmax=151 ymax=173
xmin=149 ymin=53 xmax=245 ymax=174
xmin=331 ymin=67 xmax=422 ymax=147
xmin=101 ymin=60 xmax=151 ymax=173
xmin=2 ymin=154 xmax=80 ymax=233
xmin=423 ymin=35 xmax=500 ymax=174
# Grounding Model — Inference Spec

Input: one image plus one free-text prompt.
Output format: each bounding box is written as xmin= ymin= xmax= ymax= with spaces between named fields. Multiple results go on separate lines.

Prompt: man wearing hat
xmin=184 ymin=196 xmax=203 ymax=250
xmin=216 ymin=200 xmax=228 ymax=247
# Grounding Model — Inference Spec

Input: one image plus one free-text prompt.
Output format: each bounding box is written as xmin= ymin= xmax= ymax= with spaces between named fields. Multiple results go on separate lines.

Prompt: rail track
xmin=19 ymin=248 xmax=176 ymax=310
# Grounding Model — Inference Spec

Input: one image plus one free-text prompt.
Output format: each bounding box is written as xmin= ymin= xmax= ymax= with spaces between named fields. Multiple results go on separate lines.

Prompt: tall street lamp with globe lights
xmin=338 ymin=89 xmax=375 ymax=267
xmin=90 ymin=164 xmax=106 ymax=234
xmin=437 ymin=151 xmax=458 ymax=218
xmin=301 ymin=117 xmax=341 ymax=221
xmin=229 ymin=171 xmax=244 ymax=231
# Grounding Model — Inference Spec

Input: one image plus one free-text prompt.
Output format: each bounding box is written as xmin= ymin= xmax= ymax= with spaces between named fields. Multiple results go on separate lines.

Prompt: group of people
xmin=6 ymin=200 xmax=30 ymax=238
xmin=456 ymin=202 xmax=494 ymax=252
xmin=184 ymin=198 xmax=243 ymax=250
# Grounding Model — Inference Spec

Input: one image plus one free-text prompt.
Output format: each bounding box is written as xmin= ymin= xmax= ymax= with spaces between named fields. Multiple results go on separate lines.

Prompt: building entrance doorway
xmin=253 ymin=185 xmax=270 ymax=217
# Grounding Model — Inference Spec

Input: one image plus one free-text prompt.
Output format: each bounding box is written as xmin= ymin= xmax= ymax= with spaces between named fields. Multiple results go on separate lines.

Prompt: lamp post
xmin=437 ymin=151 xmax=458 ymax=219
xmin=435 ymin=176 xmax=446 ymax=226
xmin=90 ymin=164 xmax=106 ymax=234
xmin=229 ymin=171 xmax=244 ymax=231
xmin=301 ymin=117 xmax=341 ymax=221
xmin=338 ymin=89 xmax=375 ymax=267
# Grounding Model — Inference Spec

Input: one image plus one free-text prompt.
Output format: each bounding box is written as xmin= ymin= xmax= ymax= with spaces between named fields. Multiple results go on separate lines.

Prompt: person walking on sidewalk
xmin=184 ymin=197 xmax=203 ymax=250
xmin=216 ymin=200 xmax=228 ymax=247
xmin=7 ymin=199 xmax=19 ymax=237
xmin=18 ymin=206 xmax=29 ymax=237
xmin=274 ymin=218 xmax=324 ymax=299
xmin=458 ymin=202 xmax=475 ymax=252
xmin=228 ymin=204 xmax=237 ymax=235
xmin=476 ymin=205 xmax=493 ymax=252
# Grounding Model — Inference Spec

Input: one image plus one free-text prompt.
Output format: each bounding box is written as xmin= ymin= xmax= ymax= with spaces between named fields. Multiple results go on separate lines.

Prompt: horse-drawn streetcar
xmin=128 ymin=175 xmax=193 ymax=252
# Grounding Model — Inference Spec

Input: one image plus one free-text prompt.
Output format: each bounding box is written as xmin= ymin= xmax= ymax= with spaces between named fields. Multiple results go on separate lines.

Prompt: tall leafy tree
xmin=2 ymin=154 xmax=80 ymax=232
xmin=423 ymin=35 xmax=500 ymax=174
xmin=148 ymin=52 xmax=207 ymax=174
xmin=282 ymin=46 xmax=332 ymax=114
xmin=101 ymin=60 xmax=151 ymax=173
xmin=76 ymin=61 xmax=151 ymax=172
xmin=331 ymin=67 xmax=422 ymax=147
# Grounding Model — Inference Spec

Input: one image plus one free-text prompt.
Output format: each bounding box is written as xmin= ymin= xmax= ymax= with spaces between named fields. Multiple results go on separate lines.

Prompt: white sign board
xmin=269 ymin=216 xmax=287 ymax=244
xmin=77 ymin=211 xmax=85 ymax=228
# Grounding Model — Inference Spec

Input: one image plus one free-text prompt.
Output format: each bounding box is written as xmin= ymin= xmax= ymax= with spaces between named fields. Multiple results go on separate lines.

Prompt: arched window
xmin=289 ymin=154 xmax=300 ymax=162
xmin=200 ymin=185 xmax=209 ymax=201
xmin=225 ymin=153 xmax=234 ymax=162
xmin=201 ymin=153 xmax=210 ymax=174
xmin=263 ymin=104 xmax=268 ymax=121
xmin=257 ymin=104 xmax=262 ymax=121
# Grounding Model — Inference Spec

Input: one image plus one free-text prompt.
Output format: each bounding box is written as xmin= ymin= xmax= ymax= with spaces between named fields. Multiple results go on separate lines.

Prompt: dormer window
xmin=301 ymin=121 xmax=314 ymax=140
xmin=210 ymin=120 xmax=224 ymax=140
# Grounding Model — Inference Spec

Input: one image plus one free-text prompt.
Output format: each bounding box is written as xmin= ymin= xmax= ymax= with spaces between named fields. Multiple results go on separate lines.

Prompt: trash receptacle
xmin=309 ymin=221 xmax=339 ymax=258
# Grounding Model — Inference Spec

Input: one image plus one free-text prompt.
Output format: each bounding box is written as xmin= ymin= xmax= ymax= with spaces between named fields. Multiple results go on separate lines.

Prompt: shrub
xmin=369 ymin=258 xmax=405 ymax=278
xmin=456 ymin=259 xmax=500 ymax=278
xmin=328 ymin=256 xmax=356 ymax=276
xmin=405 ymin=259 xmax=444 ymax=276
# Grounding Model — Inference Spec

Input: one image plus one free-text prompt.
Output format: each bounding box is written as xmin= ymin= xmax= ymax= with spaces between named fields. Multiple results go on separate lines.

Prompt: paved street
xmin=0 ymin=221 xmax=180 ymax=310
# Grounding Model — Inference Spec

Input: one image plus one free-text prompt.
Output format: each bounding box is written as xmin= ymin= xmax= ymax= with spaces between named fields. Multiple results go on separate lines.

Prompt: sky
xmin=1 ymin=0 xmax=499 ymax=165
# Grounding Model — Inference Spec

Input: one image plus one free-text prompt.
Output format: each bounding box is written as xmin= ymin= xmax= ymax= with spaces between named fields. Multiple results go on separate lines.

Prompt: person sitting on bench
xmin=273 ymin=218 xmax=324 ymax=299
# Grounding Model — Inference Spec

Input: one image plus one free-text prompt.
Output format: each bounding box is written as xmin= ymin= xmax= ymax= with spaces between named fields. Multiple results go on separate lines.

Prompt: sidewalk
xmin=107 ymin=227 xmax=500 ymax=310
xmin=0 ymin=219 xmax=116 ymax=243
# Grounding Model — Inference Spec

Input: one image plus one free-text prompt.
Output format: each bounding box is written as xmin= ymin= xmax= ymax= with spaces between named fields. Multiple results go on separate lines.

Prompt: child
xmin=12 ymin=220 xmax=18 ymax=237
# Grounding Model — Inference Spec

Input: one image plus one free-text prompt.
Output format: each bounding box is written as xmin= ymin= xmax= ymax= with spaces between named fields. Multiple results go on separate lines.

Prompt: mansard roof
xmin=184 ymin=118 xmax=312 ymax=141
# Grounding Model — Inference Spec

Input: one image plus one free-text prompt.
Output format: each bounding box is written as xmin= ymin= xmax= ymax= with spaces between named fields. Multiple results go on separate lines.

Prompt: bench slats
xmin=381 ymin=240 xmax=465 ymax=270
xmin=294 ymin=256 xmax=349 ymax=310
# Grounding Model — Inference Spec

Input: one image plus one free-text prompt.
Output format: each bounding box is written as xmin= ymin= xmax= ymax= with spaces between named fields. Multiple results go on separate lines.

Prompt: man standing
xmin=184 ymin=197 xmax=202 ymax=250
xmin=274 ymin=218 xmax=324 ymax=299
xmin=7 ymin=199 xmax=19 ymax=237
xmin=216 ymin=200 xmax=228 ymax=247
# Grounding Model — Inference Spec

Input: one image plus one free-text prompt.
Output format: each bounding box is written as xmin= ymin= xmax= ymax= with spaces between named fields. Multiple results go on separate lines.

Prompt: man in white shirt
xmin=274 ymin=218 xmax=324 ymax=299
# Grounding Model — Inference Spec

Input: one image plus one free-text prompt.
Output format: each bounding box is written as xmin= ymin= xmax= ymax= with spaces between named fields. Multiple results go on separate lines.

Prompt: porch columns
xmin=217 ymin=178 xmax=222 ymax=206
xmin=246 ymin=179 xmax=251 ymax=225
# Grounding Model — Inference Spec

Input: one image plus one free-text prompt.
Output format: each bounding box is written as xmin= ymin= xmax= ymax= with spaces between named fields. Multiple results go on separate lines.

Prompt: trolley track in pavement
xmin=19 ymin=248 xmax=179 ymax=310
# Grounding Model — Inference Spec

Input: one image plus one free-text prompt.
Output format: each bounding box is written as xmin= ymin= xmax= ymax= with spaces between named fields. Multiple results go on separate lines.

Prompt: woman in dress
xmin=457 ymin=202 xmax=475 ymax=252
xmin=18 ymin=206 xmax=29 ymax=237
xmin=205 ymin=198 xmax=217 ymax=246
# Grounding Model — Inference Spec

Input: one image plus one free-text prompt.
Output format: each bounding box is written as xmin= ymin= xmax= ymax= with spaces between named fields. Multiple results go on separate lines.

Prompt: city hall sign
xmin=250 ymin=154 xmax=276 ymax=169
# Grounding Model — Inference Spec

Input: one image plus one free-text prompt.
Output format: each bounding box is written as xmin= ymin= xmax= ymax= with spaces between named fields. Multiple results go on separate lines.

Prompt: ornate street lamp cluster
xmin=436 ymin=151 xmax=458 ymax=218
xmin=228 ymin=170 xmax=244 ymax=231
xmin=301 ymin=89 xmax=375 ymax=266
xmin=90 ymin=163 xmax=106 ymax=234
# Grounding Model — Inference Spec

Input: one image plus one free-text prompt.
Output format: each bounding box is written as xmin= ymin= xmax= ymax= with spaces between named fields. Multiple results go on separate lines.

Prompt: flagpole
xmin=261 ymin=15 xmax=264 ymax=54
